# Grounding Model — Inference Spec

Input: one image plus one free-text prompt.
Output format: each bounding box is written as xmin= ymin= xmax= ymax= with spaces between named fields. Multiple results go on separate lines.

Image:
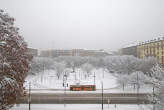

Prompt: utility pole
xmin=107 ymin=99 xmax=110 ymax=110
xmin=63 ymin=74 xmax=68 ymax=107
xmin=93 ymin=72 xmax=96 ymax=85
xmin=137 ymin=72 xmax=139 ymax=105
xmin=153 ymin=85 xmax=155 ymax=110
xmin=103 ymin=68 xmax=105 ymax=78
xmin=29 ymin=82 xmax=31 ymax=110
xmin=101 ymin=81 xmax=104 ymax=110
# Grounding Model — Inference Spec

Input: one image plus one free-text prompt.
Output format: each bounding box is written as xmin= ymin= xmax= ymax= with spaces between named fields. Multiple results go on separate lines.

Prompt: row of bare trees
xmin=29 ymin=57 xmax=94 ymax=79
xmin=29 ymin=55 xmax=157 ymax=80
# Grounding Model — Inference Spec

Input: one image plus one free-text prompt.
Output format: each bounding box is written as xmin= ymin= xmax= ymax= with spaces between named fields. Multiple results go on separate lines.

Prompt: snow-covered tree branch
xmin=0 ymin=9 xmax=32 ymax=110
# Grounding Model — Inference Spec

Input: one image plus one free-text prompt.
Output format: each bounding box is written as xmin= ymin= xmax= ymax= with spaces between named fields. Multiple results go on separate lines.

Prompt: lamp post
xmin=93 ymin=72 xmax=96 ymax=85
xmin=101 ymin=81 xmax=104 ymax=110
xmin=29 ymin=82 xmax=31 ymax=110
xmin=153 ymin=85 xmax=155 ymax=110
xmin=63 ymin=74 xmax=68 ymax=107
xmin=136 ymin=72 xmax=140 ymax=105
xmin=63 ymin=74 xmax=67 ymax=94
xmin=103 ymin=68 xmax=104 ymax=78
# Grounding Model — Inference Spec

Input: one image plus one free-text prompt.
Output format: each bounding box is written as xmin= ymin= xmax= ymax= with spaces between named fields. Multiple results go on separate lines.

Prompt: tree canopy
xmin=0 ymin=9 xmax=32 ymax=110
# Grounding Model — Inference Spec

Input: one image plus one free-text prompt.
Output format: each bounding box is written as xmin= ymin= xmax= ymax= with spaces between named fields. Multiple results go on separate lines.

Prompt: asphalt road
xmin=17 ymin=93 xmax=150 ymax=104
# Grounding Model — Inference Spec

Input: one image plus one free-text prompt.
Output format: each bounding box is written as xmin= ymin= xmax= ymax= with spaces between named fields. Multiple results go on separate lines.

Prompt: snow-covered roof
xmin=122 ymin=41 xmax=139 ymax=48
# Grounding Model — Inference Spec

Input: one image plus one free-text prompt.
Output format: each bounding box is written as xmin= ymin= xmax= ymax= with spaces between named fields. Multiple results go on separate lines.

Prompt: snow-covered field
xmin=24 ymin=69 xmax=117 ymax=90
xmin=10 ymin=104 xmax=152 ymax=110
xmin=24 ymin=69 xmax=152 ymax=93
xmin=10 ymin=69 xmax=153 ymax=110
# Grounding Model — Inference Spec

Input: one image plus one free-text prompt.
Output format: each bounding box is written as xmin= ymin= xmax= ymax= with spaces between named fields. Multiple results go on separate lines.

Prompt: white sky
xmin=0 ymin=0 xmax=163 ymax=50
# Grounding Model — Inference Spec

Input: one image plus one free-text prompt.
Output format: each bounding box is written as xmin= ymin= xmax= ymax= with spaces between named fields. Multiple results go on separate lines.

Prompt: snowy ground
xmin=10 ymin=104 xmax=152 ymax=110
xmin=11 ymin=69 xmax=153 ymax=110
xmin=24 ymin=69 xmax=152 ymax=93
xmin=24 ymin=69 xmax=117 ymax=90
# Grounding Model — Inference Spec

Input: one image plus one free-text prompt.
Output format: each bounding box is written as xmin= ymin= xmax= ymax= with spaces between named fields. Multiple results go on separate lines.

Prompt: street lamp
xmin=63 ymin=74 xmax=68 ymax=107
xmin=136 ymin=72 xmax=140 ymax=105
xmin=93 ymin=72 xmax=96 ymax=85
xmin=101 ymin=81 xmax=104 ymax=110
xmin=28 ymin=82 xmax=31 ymax=110
xmin=63 ymin=74 xmax=68 ymax=94
xmin=153 ymin=84 xmax=156 ymax=110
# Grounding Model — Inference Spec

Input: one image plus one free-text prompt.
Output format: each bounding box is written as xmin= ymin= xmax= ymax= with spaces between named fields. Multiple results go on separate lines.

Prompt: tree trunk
xmin=123 ymin=83 xmax=125 ymax=91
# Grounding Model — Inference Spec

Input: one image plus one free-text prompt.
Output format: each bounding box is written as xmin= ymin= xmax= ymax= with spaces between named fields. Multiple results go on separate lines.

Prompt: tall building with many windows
xmin=120 ymin=37 xmax=164 ymax=66
xmin=137 ymin=37 xmax=164 ymax=65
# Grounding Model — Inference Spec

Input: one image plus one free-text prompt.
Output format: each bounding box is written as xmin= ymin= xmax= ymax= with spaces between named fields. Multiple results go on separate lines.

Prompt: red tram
xmin=70 ymin=85 xmax=96 ymax=91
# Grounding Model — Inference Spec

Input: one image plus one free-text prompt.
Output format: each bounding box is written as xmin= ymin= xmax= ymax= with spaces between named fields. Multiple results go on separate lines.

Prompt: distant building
xmin=40 ymin=49 xmax=109 ymax=57
xmin=27 ymin=48 xmax=38 ymax=57
xmin=120 ymin=46 xmax=137 ymax=57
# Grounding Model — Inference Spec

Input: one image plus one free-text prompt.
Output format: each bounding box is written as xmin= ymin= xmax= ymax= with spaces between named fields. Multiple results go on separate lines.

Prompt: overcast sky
xmin=0 ymin=0 xmax=163 ymax=50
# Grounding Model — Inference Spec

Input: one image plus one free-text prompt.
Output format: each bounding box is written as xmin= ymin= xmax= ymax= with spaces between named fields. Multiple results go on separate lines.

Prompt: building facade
xmin=137 ymin=38 xmax=164 ymax=65
xmin=40 ymin=49 xmax=109 ymax=57
xmin=121 ymin=37 xmax=164 ymax=66
xmin=27 ymin=48 xmax=38 ymax=57
xmin=120 ymin=46 xmax=137 ymax=57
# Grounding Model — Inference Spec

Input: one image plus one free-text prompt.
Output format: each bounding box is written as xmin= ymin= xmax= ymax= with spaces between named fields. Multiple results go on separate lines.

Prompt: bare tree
xmin=104 ymin=55 xmax=139 ymax=74
xmin=81 ymin=63 xmax=93 ymax=78
xmin=128 ymin=71 xmax=149 ymax=90
xmin=116 ymin=74 xmax=129 ymax=91
xmin=28 ymin=57 xmax=53 ymax=75
xmin=53 ymin=62 xmax=66 ymax=79
xmin=103 ymin=55 xmax=157 ymax=75
xmin=137 ymin=57 xmax=157 ymax=76
xmin=55 ymin=56 xmax=84 ymax=72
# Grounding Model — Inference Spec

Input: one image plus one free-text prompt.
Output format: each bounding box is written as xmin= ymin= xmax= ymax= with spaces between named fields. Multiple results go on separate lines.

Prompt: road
xmin=17 ymin=92 xmax=150 ymax=104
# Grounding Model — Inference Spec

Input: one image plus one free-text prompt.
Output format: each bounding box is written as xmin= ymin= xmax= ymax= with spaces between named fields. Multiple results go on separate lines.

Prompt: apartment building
xmin=120 ymin=37 xmax=164 ymax=65
xmin=137 ymin=37 xmax=164 ymax=65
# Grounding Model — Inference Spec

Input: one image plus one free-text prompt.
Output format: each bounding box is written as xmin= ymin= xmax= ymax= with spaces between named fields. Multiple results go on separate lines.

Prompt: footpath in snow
xmin=10 ymin=104 xmax=152 ymax=110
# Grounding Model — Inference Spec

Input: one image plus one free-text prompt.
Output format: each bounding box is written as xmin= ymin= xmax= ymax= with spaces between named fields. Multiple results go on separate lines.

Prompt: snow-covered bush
xmin=0 ymin=10 xmax=32 ymax=110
